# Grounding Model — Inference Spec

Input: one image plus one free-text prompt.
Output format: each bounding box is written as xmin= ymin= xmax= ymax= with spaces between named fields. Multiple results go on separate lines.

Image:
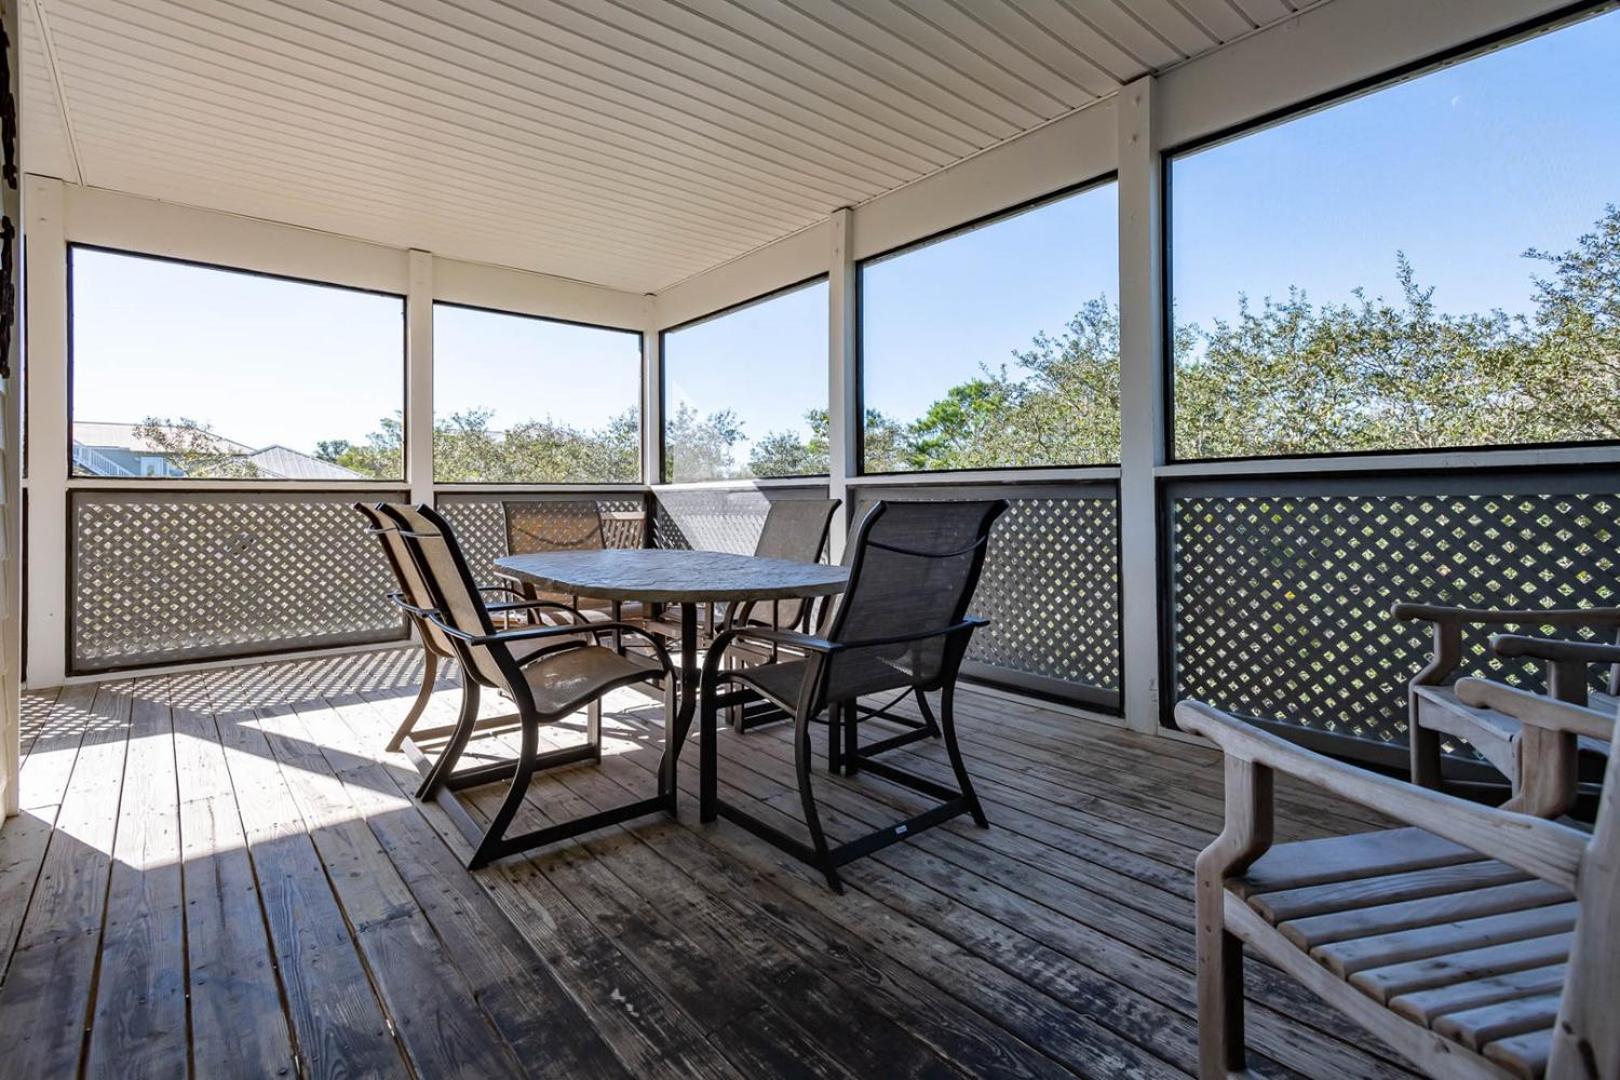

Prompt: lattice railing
xmin=852 ymin=482 xmax=1121 ymax=709
xmin=70 ymin=489 xmax=409 ymax=673
xmin=1168 ymin=473 xmax=1619 ymax=754
xmin=654 ymin=484 xmax=832 ymax=555
xmin=435 ymin=492 xmax=647 ymax=580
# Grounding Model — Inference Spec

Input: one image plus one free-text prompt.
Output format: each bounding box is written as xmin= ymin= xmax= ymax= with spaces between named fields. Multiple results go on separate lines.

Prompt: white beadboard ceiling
xmin=21 ymin=0 xmax=1315 ymax=293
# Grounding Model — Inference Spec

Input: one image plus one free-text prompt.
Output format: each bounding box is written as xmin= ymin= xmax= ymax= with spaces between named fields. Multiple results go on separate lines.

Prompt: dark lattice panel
xmin=436 ymin=494 xmax=644 ymax=581
xmin=971 ymin=496 xmax=1122 ymax=692
xmin=654 ymin=486 xmax=831 ymax=554
xmin=1171 ymin=489 xmax=1619 ymax=751
xmin=71 ymin=491 xmax=409 ymax=672
xmin=852 ymin=490 xmax=1122 ymax=698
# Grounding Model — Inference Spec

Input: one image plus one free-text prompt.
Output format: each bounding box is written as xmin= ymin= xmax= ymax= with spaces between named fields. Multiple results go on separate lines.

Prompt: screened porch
xmin=0 ymin=1 xmax=1617 ymax=1078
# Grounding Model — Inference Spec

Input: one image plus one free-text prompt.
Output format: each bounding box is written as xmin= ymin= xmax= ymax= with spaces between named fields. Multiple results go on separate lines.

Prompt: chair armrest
xmin=485 ymin=598 xmax=589 ymax=622
xmin=388 ymin=592 xmax=435 ymax=619
xmin=425 ymin=612 xmax=676 ymax=675
xmin=1392 ymin=602 xmax=1620 ymax=627
xmin=1175 ymin=699 xmax=1586 ymax=891
xmin=1490 ymin=633 xmax=1620 ymax=666
xmin=1455 ymin=677 xmax=1616 ymax=742
xmin=717 ymin=626 xmax=840 ymax=655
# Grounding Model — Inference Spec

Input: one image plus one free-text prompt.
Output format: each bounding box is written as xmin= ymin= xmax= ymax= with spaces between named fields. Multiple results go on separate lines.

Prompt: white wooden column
xmin=2 ymin=0 xmax=22 ymax=811
xmin=405 ymin=249 xmax=434 ymax=505
xmin=826 ymin=209 xmax=857 ymax=559
xmin=1116 ymin=77 xmax=1166 ymax=735
xmin=24 ymin=176 xmax=67 ymax=688
xmin=642 ymin=294 xmax=662 ymax=486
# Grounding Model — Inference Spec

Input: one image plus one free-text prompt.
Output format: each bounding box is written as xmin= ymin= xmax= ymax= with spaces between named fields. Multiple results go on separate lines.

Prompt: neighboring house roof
xmin=241 ymin=445 xmax=361 ymax=480
xmin=73 ymin=421 xmax=256 ymax=455
xmin=72 ymin=422 xmax=362 ymax=480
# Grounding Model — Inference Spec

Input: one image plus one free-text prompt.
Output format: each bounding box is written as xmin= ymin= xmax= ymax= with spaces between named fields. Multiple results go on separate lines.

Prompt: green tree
xmin=132 ymin=417 xmax=264 ymax=479
xmin=664 ymin=404 xmax=744 ymax=483
xmin=317 ymin=205 xmax=1620 ymax=480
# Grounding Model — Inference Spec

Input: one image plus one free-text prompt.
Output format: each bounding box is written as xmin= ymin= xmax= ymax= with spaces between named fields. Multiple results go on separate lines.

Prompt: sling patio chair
xmin=354 ymin=501 xmax=565 ymax=758
xmin=1395 ymin=601 xmax=1619 ymax=816
xmin=697 ymin=498 xmax=1007 ymax=893
xmin=1178 ymin=668 xmax=1617 ymax=1080
xmin=504 ymin=497 xmax=651 ymax=650
xmin=379 ymin=502 xmax=679 ymax=869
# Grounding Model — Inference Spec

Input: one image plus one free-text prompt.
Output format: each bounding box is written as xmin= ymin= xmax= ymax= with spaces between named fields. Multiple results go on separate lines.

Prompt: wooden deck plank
xmin=205 ymin=670 xmax=410 ymax=1080
xmin=252 ymin=692 xmax=527 ymax=1080
xmin=664 ymin=711 xmax=1413 ymax=1080
xmin=473 ymin=717 xmax=988 ymax=1080
xmin=0 ymin=683 xmax=133 ymax=1080
xmin=353 ymin=686 xmax=744 ymax=1080
xmin=733 ymin=712 xmax=1412 ymax=1072
xmin=312 ymin=690 xmax=636 ymax=1080
xmin=85 ymin=690 xmax=188 ymax=1080
xmin=169 ymin=672 xmax=299 ymax=1079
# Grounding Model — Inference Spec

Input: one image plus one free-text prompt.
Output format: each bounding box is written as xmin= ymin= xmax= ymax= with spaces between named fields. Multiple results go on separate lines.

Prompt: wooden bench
xmin=1178 ymin=678 xmax=1617 ymax=1079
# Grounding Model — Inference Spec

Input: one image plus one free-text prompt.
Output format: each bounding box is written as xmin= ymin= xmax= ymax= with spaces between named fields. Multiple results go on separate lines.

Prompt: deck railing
xmin=69 ymin=487 xmax=409 ymax=674
xmin=1164 ymin=467 xmax=1619 ymax=766
xmin=852 ymin=479 xmax=1123 ymax=712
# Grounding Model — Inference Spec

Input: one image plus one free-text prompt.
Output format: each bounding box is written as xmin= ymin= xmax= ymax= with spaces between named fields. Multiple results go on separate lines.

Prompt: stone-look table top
xmin=495 ymin=549 xmax=849 ymax=604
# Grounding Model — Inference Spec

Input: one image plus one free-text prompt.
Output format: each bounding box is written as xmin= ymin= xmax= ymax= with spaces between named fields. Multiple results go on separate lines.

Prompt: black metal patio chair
xmin=353 ymin=502 xmax=549 ymax=756
xmin=697 ymin=498 xmax=1007 ymax=892
xmin=722 ymin=497 xmax=841 ymax=634
xmin=378 ymin=502 xmax=679 ymax=869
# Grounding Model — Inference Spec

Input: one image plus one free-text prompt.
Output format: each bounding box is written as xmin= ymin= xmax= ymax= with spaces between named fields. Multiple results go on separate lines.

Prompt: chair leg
xmin=914 ymin=687 xmax=941 ymax=738
xmin=842 ymin=701 xmax=859 ymax=776
xmin=827 ymin=703 xmax=843 ymax=775
xmin=468 ymin=711 xmax=539 ymax=871
xmin=938 ymin=685 xmax=987 ymax=827
xmin=795 ymin=708 xmax=843 ymax=893
xmin=1409 ymin=696 xmax=1443 ymax=790
xmin=587 ymin=698 xmax=603 ymax=763
xmin=419 ymin=680 xmax=480 ymax=801
xmin=1195 ymin=888 xmax=1247 ymax=1079
xmin=388 ymin=650 xmax=438 ymax=753
xmin=700 ymin=689 xmax=719 ymax=823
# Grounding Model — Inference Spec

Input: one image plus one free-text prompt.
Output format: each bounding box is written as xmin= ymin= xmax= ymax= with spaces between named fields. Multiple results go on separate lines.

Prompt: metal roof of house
xmin=240 ymin=445 xmax=363 ymax=481
xmin=72 ymin=423 xmax=362 ymax=480
xmin=71 ymin=421 xmax=257 ymax=455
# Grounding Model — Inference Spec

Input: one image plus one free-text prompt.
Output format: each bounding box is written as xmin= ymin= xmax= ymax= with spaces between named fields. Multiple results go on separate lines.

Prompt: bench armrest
xmin=1176 ymin=699 xmax=1586 ymax=891
xmin=1392 ymin=603 xmax=1620 ymax=627
xmin=1490 ymin=633 xmax=1620 ymax=666
xmin=1455 ymin=677 xmax=1615 ymax=743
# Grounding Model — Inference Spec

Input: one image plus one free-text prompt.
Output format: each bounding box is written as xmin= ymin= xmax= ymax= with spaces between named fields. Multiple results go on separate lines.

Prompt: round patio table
xmin=493 ymin=548 xmax=848 ymax=793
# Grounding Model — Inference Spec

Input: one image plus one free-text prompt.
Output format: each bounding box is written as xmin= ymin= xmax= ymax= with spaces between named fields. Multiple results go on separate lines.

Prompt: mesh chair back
xmin=379 ymin=503 xmax=508 ymax=688
xmin=820 ymin=499 xmax=1006 ymax=699
xmin=504 ymin=500 xmax=605 ymax=556
xmin=753 ymin=499 xmax=840 ymax=561
xmin=749 ymin=498 xmax=840 ymax=628
xmin=354 ymin=503 xmax=457 ymax=659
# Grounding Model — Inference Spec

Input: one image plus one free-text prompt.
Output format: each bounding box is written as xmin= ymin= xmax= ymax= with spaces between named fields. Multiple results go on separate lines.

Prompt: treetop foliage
xmin=137 ymin=205 xmax=1620 ymax=482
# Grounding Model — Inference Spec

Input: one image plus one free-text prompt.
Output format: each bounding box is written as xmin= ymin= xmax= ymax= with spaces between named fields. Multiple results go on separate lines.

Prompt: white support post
xmin=642 ymin=295 xmax=663 ymax=487
xmin=24 ymin=176 xmax=67 ymax=688
xmin=2 ymin=0 xmax=21 ymax=811
xmin=1117 ymin=77 xmax=1166 ymax=735
xmin=826 ymin=210 xmax=857 ymax=559
xmin=405 ymin=249 xmax=434 ymax=506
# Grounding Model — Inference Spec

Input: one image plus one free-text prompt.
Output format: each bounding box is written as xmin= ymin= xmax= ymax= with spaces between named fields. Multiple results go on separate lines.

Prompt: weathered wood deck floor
xmin=0 ymin=649 xmax=1419 ymax=1079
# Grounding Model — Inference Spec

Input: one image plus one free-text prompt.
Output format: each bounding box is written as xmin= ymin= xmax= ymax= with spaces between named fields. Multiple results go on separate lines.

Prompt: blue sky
xmin=71 ymin=8 xmax=1619 ymax=464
